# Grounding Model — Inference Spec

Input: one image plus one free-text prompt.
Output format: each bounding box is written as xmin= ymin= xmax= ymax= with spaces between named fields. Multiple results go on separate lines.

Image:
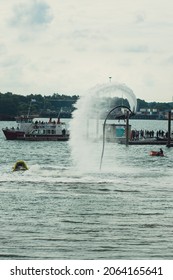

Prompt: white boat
xmin=2 ymin=116 xmax=70 ymax=141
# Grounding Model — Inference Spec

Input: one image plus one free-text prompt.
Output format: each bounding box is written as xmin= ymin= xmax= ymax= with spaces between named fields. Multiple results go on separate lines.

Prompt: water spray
xmin=70 ymin=82 xmax=137 ymax=173
xmin=99 ymin=105 xmax=133 ymax=170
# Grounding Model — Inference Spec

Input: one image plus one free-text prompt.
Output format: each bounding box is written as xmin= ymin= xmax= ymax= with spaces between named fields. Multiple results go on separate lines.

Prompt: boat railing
xmin=25 ymin=123 xmax=35 ymax=134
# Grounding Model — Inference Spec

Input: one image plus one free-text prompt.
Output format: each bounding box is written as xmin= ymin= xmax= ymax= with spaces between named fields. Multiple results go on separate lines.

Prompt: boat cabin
xmin=105 ymin=123 xmax=131 ymax=142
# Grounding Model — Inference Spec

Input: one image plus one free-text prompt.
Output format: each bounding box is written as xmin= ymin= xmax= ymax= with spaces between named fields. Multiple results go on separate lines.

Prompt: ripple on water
xmin=0 ymin=120 xmax=173 ymax=259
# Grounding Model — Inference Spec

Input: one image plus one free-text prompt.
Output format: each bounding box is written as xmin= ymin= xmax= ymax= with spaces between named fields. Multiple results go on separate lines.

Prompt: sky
xmin=0 ymin=0 xmax=173 ymax=102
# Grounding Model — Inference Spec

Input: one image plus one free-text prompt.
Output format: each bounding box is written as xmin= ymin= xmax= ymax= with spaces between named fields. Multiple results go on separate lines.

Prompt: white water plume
xmin=69 ymin=82 xmax=137 ymax=172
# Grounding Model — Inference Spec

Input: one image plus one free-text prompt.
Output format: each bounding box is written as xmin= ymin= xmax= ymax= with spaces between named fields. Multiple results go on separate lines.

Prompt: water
xmin=0 ymin=118 xmax=173 ymax=260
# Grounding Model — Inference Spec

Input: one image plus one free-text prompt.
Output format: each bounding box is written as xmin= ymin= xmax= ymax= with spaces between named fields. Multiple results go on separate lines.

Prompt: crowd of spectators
xmin=130 ymin=129 xmax=168 ymax=140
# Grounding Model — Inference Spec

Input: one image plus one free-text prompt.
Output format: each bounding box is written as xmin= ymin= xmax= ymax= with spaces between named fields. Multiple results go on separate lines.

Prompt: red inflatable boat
xmin=150 ymin=151 xmax=164 ymax=157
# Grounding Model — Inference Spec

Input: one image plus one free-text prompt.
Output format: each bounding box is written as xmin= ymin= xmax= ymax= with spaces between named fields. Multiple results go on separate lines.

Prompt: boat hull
xmin=2 ymin=129 xmax=25 ymax=140
xmin=2 ymin=129 xmax=69 ymax=141
xmin=149 ymin=151 xmax=164 ymax=156
xmin=17 ymin=135 xmax=70 ymax=141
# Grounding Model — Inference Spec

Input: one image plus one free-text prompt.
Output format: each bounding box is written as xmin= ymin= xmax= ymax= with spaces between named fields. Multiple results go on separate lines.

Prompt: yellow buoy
xmin=13 ymin=160 xmax=28 ymax=171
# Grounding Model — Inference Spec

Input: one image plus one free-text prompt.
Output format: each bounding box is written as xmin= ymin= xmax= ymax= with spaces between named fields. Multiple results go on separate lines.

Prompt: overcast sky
xmin=0 ymin=0 xmax=173 ymax=102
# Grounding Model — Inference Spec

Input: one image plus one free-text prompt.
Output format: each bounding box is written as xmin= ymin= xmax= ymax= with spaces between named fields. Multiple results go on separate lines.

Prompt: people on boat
xmin=159 ymin=148 xmax=163 ymax=155
xmin=62 ymin=128 xmax=66 ymax=136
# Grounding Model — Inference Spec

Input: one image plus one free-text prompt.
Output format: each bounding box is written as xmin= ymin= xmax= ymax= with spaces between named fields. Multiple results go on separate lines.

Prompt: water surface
xmin=0 ymin=119 xmax=173 ymax=259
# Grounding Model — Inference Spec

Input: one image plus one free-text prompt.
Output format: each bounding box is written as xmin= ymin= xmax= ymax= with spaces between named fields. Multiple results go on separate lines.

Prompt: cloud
xmin=165 ymin=55 xmax=173 ymax=64
xmin=1 ymin=0 xmax=173 ymax=101
xmin=124 ymin=45 xmax=149 ymax=53
xmin=0 ymin=44 xmax=6 ymax=54
xmin=10 ymin=0 xmax=53 ymax=28
xmin=135 ymin=12 xmax=146 ymax=24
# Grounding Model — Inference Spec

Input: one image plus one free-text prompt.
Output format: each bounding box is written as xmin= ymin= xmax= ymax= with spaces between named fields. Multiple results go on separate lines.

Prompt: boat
xmin=13 ymin=160 xmax=28 ymax=171
xmin=2 ymin=116 xmax=70 ymax=141
xmin=149 ymin=150 xmax=164 ymax=157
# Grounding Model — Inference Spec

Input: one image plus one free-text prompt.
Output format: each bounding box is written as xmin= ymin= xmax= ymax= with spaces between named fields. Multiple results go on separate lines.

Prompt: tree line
xmin=0 ymin=92 xmax=79 ymax=120
xmin=0 ymin=91 xmax=173 ymax=120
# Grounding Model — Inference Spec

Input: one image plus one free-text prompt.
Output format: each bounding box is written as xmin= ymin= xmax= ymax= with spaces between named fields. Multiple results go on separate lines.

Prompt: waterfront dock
xmin=124 ymin=139 xmax=170 ymax=145
xmin=118 ymin=137 xmax=173 ymax=146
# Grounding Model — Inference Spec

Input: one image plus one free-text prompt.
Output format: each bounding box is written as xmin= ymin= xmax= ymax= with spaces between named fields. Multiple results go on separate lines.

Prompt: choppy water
xmin=0 ymin=119 xmax=173 ymax=259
